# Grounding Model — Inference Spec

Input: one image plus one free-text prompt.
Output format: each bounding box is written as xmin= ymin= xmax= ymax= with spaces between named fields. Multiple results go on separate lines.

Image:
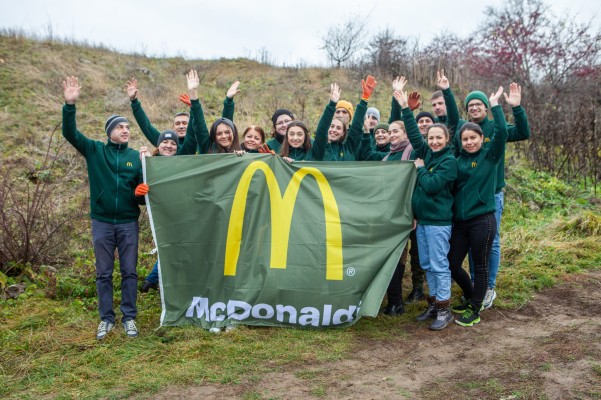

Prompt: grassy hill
xmin=1 ymin=34 xmax=600 ymax=399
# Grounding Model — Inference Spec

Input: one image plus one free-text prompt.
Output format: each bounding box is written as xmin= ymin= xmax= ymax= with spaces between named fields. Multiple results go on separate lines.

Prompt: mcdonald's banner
xmin=144 ymin=154 xmax=416 ymax=329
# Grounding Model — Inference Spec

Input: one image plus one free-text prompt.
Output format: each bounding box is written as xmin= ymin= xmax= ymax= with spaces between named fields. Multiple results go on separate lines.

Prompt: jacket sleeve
xmin=389 ymin=95 xmax=401 ymax=123
xmin=190 ymin=99 xmax=211 ymax=154
xmin=506 ymin=105 xmax=531 ymax=142
xmin=402 ymin=106 xmax=428 ymax=159
xmin=487 ymin=105 xmax=509 ymax=163
xmin=176 ymin=127 xmax=198 ymax=155
xmin=311 ymin=100 xmax=336 ymax=161
xmin=62 ymin=104 xmax=95 ymax=156
xmin=416 ymin=157 xmax=457 ymax=195
xmin=130 ymin=98 xmax=161 ymax=146
xmin=345 ymin=99 xmax=368 ymax=154
xmin=222 ymin=97 xmax=235 ymax=121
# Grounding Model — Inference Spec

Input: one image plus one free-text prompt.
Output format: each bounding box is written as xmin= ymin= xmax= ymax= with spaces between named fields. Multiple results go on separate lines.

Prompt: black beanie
xmin=271 ymin=109 xmax=294 ymax=127
xmin=105 ymin=115 xmax=128 ymax=136
xmin=157 ymin=130 xmax=179 ymax=147
xmin=415 ymin=111 xmax=435 ymax=123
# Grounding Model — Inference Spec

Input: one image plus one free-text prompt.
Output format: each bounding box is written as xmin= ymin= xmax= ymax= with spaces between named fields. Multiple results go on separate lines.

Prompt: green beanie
xmin=464 ymin=91 xmax=490 ymax=110
xmin=374 ymin=122 xmax=390 ymax=132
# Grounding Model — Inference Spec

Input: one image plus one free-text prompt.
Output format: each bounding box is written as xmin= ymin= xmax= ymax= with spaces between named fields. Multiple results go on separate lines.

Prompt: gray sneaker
xmin=96 ymin=320 xmax=114 ymax=340
xmin=122 ymin=320 xmax=139 ymax=338
xmin=482 ymin=288 xmax=497 ymax=310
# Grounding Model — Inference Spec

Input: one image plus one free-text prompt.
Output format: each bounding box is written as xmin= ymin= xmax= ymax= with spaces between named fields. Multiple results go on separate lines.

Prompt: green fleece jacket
xmin=284 ymin=100 xmax=336 ymax=161
xmin=445 ymin=87 xmax=531 ymax=193
xmin=453 ymin=105 xmax=508 ymax=221
xmin=266 ymin=135 xmax=285 ymax=154
xmin=402 ymin=107 xmax=457 ymax=226
xmin=323 ymin=99 xmax=368 ymax=161
xmin=131 ymin=96 xmax=234 ymax=155
xmin=62 ymin=104 xmax=142 ymax=224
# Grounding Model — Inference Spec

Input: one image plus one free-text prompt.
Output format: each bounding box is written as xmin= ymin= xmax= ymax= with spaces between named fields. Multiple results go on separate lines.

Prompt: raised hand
xmin=392 ymin=76 xmax=407 ymax=93
xmin=63 ymin=76 xmax=81 ymax=105
xmin=125 ymin=77 xmax=138 ymax=100
xmin=186 ymin=70 xmax=199 ymax=100
xmin=489 ymin=86 xmax=504 ymax=107
xmin=361 ymin=75 xmax=377 ymax=100
xmin=503 ymin=82 xmax=521 ymax=107
xmin=330 ymin=83 xmax=341 ymax=103
xmin=393 ymin=90 xmax=409 ymax=109
xmin=226 ymin=81 xmax=241 ymax=99
xmin=179 ymin=93 xmax=192 ymax=107
xmin=408 ymin=91 xmax=422 ymax=111
xmin=436 ymin=69 xmax=449 ymax=90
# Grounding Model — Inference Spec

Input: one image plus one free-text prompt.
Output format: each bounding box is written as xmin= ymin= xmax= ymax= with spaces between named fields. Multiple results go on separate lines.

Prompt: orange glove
xmin=361 ymin=75 xmax=377 ymax=101
xmin=257 ymin=144 xmax=275 ymax=154
xmin=135 ymin=183 xmax=149 ymax=197
xmin=408 ymin=91 xmax=421 ymax=111
xmin=179 ymin=93 xmax=191 ymax=107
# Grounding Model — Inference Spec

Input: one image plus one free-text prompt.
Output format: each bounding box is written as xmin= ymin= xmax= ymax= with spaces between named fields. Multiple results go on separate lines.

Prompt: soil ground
xmin=140 ymin=271 xmax=601 ymax=400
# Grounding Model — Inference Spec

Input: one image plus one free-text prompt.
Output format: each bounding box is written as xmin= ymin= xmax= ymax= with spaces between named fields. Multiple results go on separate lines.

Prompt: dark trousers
xmin=386 ymin=230 xmax=424 ymax=305
xmin=92 ymin=219 xmax=139 ymax=324
xmin=448 ymin=213 xmax=496 ymax=311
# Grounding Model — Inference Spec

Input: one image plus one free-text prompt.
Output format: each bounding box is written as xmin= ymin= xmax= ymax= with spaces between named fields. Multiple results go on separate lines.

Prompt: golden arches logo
xmin=224 ymin=161 xmax=343 ymax=280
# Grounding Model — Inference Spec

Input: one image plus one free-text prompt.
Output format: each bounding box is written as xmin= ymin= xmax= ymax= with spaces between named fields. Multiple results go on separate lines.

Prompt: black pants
xmin=448 ymin=213 xmax=496 ymax=311
xmin=387 ymin=230 xmax=424 ymax=305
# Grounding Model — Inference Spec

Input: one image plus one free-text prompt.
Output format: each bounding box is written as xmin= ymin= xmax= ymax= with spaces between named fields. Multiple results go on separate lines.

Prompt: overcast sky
xmin=1 ymin=0 xmax=599 ymax=66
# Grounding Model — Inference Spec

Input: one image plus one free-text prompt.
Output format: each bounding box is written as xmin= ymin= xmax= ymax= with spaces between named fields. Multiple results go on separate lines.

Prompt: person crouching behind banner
xmin=280 ymin=83 xmax=341 ymax=163
xmin=241 ymin=126 xmax=266 ymax=153
xmin=394 ymin=80 xmax=458 ymax=331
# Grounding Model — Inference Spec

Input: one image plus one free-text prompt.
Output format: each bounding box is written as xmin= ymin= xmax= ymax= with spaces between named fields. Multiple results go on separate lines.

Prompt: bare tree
xmin=365 ymin=28 xmax=408 ymax=78
xmin=321 ymin=19 xmax=366 ymax=68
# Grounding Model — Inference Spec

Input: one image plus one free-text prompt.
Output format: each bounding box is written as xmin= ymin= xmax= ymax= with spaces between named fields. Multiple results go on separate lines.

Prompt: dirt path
xmin=144 ymin=271 xmax=601 ymax=399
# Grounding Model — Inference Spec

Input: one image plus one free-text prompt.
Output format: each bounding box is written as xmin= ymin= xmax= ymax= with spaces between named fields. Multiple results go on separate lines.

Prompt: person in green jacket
xmin=447 ymin=86 xmax=509 ymax=327
xmin=280 ymin=83 xmax=340 ymax=162
xmin=62 ymin=76 xmax=143 ymax=340
xmin=266 ymin=109 xmax=295 ymax=154
xmin=322 ymin=76 xmax=377 ymax=161
xmin=126 ymin=77 xmax=240 ymax=155
xmin=241 ymin=126 xmax=266 ymax=153
xmin=443 ymin=71 xmax=530 ymax=310
xmin=394 ymin=85 xmax=458 ymax=331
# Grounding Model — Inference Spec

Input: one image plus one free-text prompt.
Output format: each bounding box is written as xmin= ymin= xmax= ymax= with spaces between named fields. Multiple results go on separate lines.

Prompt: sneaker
xmin=141 ymin=280 xmax=158 ymax=293
xmin=96 ymin=320 xmax=114 ymax=340
xmin=209 ymin=327 xmax=221 ymax=334
xmin=451 ymin=298 xmax=470 ymax=314
xmin=383 ymin=303 xmax=405 ymax=316
xmin=405 ymin=286 xmax=426 ymax=303
xmin=416 ymin=297 xmax=437 ymax=322
xmin=122 ymin=320 xmax=139 ymax=338
xmin=482 ymin=288 xmax=497 ymax=310
xmin=455 ymin=305 xmax=481 ymax=327
xmin=429 ymin=307 xmax=454 ymax=331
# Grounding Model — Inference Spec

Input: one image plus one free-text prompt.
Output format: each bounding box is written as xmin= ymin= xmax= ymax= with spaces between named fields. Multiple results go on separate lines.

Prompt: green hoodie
xmin=323 ymin=99 xmax=368 ymax=161
xmin=402 ymin=107 xmax=457 ymax=226
xmin=283 ymin=100 xmax=336 ymax=161
xmin=453 ymin=105 xmax=508 ymax=221
xmin=62 ymin=104 xmax=142 ymax=224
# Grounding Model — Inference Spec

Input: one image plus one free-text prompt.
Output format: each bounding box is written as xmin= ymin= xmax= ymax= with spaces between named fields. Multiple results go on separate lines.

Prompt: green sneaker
xmin=451 ymin=298 xmax=470 ymax=313
xmin=455 ymin=305 xmax=481 ymax=327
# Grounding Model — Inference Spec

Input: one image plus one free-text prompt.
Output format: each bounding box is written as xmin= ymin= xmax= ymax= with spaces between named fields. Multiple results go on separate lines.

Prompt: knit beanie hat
xmin=374 ymin=122 xmax=390 ymax=132
xmin=212 ymin=117 xmax=236 ymax=132
xmin=157 ymin=130 xmax=179 ymax=147
xmin=464 ymin=91 xmax=490 ymax=110
xmin=415 ymin=111 xmax=435 ymax=124
xmin=366 ymin=107 xmax=380 ymax=122
xmin=336 ymin=100 xmax=354 ymax=120
xmin=271 ymin=109 xmax=294 ymax=127
xmin=105 ymin=115 xmax=128 ymax=136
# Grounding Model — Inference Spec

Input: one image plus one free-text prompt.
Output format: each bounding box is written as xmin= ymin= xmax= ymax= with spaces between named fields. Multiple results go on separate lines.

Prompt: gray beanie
xmin=105 ymin=115 xmax=128 ymax=136
xmin=366 ymin=107 xmax=380 ymax=122
xmin=157 ymin=130 xmax=179 ymax=147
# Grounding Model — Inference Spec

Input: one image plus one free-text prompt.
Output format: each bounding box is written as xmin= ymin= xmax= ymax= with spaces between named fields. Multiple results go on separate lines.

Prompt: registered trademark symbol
xmin=346 ymin=267 xmax=356 ymax=277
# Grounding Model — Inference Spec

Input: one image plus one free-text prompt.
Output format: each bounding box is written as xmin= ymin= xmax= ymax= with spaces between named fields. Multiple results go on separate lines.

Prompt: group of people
xmin=61 ymin=67 xmax=529 ymax=339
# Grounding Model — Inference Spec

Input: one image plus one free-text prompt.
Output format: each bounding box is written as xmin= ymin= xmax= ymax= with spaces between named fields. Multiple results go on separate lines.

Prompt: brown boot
xmin=429 ymin=299 xmax=454 ymax=331
xmin=416 ymin=296 xmax=437 ymax=322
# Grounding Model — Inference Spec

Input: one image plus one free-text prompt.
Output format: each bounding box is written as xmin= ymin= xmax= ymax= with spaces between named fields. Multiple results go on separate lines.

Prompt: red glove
xmin=361 ymin=75 xmax=377 ymax=101
xmin=408 ymin=91 xmax=421 ymax=111
xmin=179 ymin=93 xmax=191 ymax=107
xmin=135 ymin=183 xmax=149 ymax=197
xmin=257 ymin=144 xmax=275 ymax=155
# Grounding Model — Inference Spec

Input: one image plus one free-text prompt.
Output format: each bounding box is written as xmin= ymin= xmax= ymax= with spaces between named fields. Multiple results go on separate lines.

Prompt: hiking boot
xmin=96 ymin=320 xmax=114 ymax=340
xmin=455 ymin=304 xmax=481 ymax=327
xmin=482 ymin=288 xmax=497 ymax=310
xmin=384 ymin=303 xmax=405 ymax=316
xmin=141 ymin=280 xmax=158 ymax=293
xmin=405 ymin=286 xmax=426 ymax=303
xmin=429 ymin=300 xmax=454 ymax=331
xmin=122 ymin=320 xmax=139 ymax=338
xmin=451 ymin=298 xmax=470 ymax=314
xmin=416 ymin=296 xmax=437 ymax=322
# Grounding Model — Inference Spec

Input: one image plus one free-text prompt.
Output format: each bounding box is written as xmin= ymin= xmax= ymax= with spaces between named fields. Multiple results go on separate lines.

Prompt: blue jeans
xmin=416 ymin=224 xmax=452 ymax=301
xmin=469 ymin=191 xmax=504 ymax=289
xmin=91 ymin=219 xmax=139 ymax=324
xmin=146 ymin=261 xmax=159 ymax=284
